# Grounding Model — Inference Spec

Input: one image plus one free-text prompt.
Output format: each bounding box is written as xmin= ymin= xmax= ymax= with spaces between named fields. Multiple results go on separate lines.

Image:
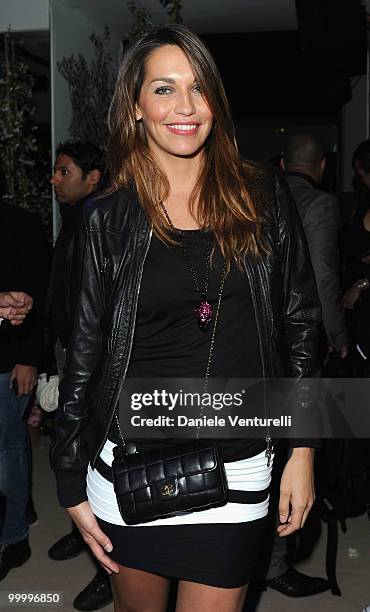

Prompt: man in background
xmin=282 ymin=133 xmax=348 ymax=358
xmin=47 ymin=141 xmax=104 ymax=352
xmin=0 ymin=203 xmax=49 ymax=582
xmin=47 ymin=141 xmax=112 ymax=612
xmin=264 ymin=133 xmax=347 ymax=597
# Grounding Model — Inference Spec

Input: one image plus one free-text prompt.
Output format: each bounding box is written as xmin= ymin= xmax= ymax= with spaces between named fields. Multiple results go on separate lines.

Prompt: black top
xmin=113 ymin=229 xmax=266 ymax=461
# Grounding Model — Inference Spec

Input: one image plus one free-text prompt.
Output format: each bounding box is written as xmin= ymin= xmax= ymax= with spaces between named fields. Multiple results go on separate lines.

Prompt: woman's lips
xmin=165 ymin=123 xmax=200 ymax=135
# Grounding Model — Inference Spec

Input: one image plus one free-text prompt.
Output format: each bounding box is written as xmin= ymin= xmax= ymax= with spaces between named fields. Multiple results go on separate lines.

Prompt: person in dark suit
xmin=264 ymin=134 xmax=347 ymax=597
xmin=0 ymin=203 xmax=49 ymax=581
xmin=282 ymin=133 xmax=348 ymax=358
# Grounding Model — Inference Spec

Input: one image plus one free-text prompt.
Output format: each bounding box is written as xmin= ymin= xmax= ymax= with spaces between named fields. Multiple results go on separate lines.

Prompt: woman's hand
xmin=277 ymin=447 xmax=315 ymax=537
xmin=67 ymin=501 xmax=120 ymax=575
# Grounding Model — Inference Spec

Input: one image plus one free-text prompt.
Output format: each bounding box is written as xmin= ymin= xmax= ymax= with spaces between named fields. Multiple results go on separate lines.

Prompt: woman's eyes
xmin=154 ymin=86 xmax=173 ymax=95
xmin=154 ymin=84 xmax=203 ymax=95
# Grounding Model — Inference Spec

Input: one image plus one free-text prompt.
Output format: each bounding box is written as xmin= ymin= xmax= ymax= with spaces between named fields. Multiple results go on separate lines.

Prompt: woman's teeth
xmin=167 ymin=124 xmax=198 ymax=130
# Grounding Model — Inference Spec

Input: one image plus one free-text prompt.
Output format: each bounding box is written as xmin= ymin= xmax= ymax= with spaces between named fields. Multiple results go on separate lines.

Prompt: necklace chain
xmin=160 ymin=202 xmax=215 ymax=329
xmin=182 ymin=240 xmax=210 ymax=299
xmin=160 ymin=202 xmax=211 ymax=294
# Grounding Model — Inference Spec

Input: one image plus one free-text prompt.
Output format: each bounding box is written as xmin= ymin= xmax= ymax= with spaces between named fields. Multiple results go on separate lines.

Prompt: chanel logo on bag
xmin=157 ymin=479 xmax=178 ymax=500
xmin=161 ymin=484 xmax=175 ymax=496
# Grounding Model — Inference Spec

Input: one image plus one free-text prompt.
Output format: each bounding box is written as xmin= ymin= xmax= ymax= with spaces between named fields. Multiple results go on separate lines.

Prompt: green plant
xmin=158 ymin=0 xmax=182 ymax=23
xmin=126 ymin=0 xmax=153 ymax=40
xmin=126 ymin=0 xmax=183 ymax=42
xmin=0 ymin=30 xmax=52 ymax=239
xmin=57 ymin=27 xmax=115 ymax=147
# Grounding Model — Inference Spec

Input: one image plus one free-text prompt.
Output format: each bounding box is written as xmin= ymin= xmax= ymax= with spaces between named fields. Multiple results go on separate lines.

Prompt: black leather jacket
xmin=50 ymin=168 xmax=322 ymax=507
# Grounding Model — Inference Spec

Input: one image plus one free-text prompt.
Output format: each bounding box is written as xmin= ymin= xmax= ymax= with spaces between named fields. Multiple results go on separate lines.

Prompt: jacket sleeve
xmin=302 ymin=193 xmax=348 ymax=351
xmin=275 ymin=173 xmax=322 ymax=448
xmin=49 ymin=209 xmax=105 ymax=508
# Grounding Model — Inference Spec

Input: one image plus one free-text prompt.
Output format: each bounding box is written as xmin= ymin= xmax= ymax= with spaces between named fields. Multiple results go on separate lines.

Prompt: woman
xmin=50 ymin=24 xmax=321 ymax=612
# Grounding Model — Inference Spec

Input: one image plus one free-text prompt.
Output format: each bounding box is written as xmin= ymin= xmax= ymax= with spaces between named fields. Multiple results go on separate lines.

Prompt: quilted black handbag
xmin=111 ymin=439 xmax=228 ymax=525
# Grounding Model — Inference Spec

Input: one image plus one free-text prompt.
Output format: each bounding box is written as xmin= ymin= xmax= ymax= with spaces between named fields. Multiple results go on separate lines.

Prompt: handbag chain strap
xmin=197 ymin=262 xmax=227 ymax=438
xmin=115 ymin=260 xmax=227 ymax=450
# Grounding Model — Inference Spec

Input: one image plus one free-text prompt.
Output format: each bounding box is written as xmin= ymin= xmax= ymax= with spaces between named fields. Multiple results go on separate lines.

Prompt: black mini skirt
xmin=97 ymin=517 xmax=269 ymax=588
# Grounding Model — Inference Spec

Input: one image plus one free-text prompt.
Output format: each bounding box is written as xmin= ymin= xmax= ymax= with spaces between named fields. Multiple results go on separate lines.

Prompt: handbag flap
xmin=112 ymin=441 xmax=221 ymax=495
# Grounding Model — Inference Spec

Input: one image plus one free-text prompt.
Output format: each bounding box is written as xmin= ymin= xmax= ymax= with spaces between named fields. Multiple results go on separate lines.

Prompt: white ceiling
xmin=61 ymin=0 xmax=298 ymax=34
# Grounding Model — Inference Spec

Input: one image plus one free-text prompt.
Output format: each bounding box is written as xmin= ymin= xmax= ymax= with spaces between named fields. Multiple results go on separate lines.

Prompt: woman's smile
xmin=165 ymin=122 xmax=201 ymax=135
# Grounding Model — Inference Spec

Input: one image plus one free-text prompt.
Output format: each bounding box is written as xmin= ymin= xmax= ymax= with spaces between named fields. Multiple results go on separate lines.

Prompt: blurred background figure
xmin=46 ymin=141 xmax=112 ymax=612
xmin=0 ymin=203 xmax=49 ymax=582
xmin=342 ymin=139 xmax=370 ymax=376
xmin=343 ymin=139 xmax=370 ymax=289
xmin=263 ymin=133 xmax=348 ymax=599
xmin=281 ymin=133 xmax=348 ymax=361
xmin=47 ymin=141 xmax=105 ymax=354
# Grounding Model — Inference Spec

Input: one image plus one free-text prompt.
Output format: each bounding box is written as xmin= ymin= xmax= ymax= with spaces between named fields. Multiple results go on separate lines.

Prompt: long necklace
xmin=160 ymin=202 xmax=215 ymax=330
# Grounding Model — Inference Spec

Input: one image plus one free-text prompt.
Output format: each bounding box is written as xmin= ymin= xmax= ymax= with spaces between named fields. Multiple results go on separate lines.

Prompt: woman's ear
xmin=135 ymin=104 xmax=142 ymax=121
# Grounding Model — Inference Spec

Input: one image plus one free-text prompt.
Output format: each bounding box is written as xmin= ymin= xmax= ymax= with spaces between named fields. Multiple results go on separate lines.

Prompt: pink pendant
xmin=195 ymin=299 xmax=213 ymax=330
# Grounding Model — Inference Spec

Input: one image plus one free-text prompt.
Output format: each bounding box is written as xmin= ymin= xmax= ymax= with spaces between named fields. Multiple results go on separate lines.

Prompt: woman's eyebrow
xmin=149 ymin=77 xmax=176 ymax=84
xmin=149 ymin=77 xmax=198 ymax=85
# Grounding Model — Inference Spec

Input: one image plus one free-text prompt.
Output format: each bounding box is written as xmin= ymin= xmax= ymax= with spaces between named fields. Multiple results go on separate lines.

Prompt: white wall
xmin=0 ymin=0 xmax=49 ymax=31
xmin=50 ymin=0 xmax=121 ymax=236
xmin=50 ymin=0 xmax=101 ymax=150
xmin=50 ymin=0 xmax=122 ymax=145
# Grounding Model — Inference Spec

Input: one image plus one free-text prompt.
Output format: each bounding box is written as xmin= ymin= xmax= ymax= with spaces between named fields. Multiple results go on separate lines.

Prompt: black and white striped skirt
xmin=87 ymin=440 xmax=273 ymax=588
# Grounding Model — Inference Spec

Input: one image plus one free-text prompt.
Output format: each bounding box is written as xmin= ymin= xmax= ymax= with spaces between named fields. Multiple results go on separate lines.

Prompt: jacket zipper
xmin=100 ymin=257 xmax=108 ymax=275
xmin=93 ymin=226 xmax=153 ymax=464
xmin=244 ymin=258 xmax=274 ymax=466
xmin=100 ymin=257 xmax=109 ymax=302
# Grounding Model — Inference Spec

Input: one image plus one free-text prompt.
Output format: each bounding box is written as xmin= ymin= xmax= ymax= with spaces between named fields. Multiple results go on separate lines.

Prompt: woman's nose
xmin=175 ymin=90 xmax=195 ymax=116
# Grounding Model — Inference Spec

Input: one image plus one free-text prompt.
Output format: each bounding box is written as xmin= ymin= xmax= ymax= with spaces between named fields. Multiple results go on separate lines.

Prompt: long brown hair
xmin=107 ymin=24 xmax=269 ymax=268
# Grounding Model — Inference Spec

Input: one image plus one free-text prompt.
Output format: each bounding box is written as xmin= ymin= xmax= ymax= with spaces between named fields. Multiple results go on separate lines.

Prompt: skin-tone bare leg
xmin=175 ymin=581 xmax=249 ymax=612
xmin=110 ymin=565 xmax=170 ymax=612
